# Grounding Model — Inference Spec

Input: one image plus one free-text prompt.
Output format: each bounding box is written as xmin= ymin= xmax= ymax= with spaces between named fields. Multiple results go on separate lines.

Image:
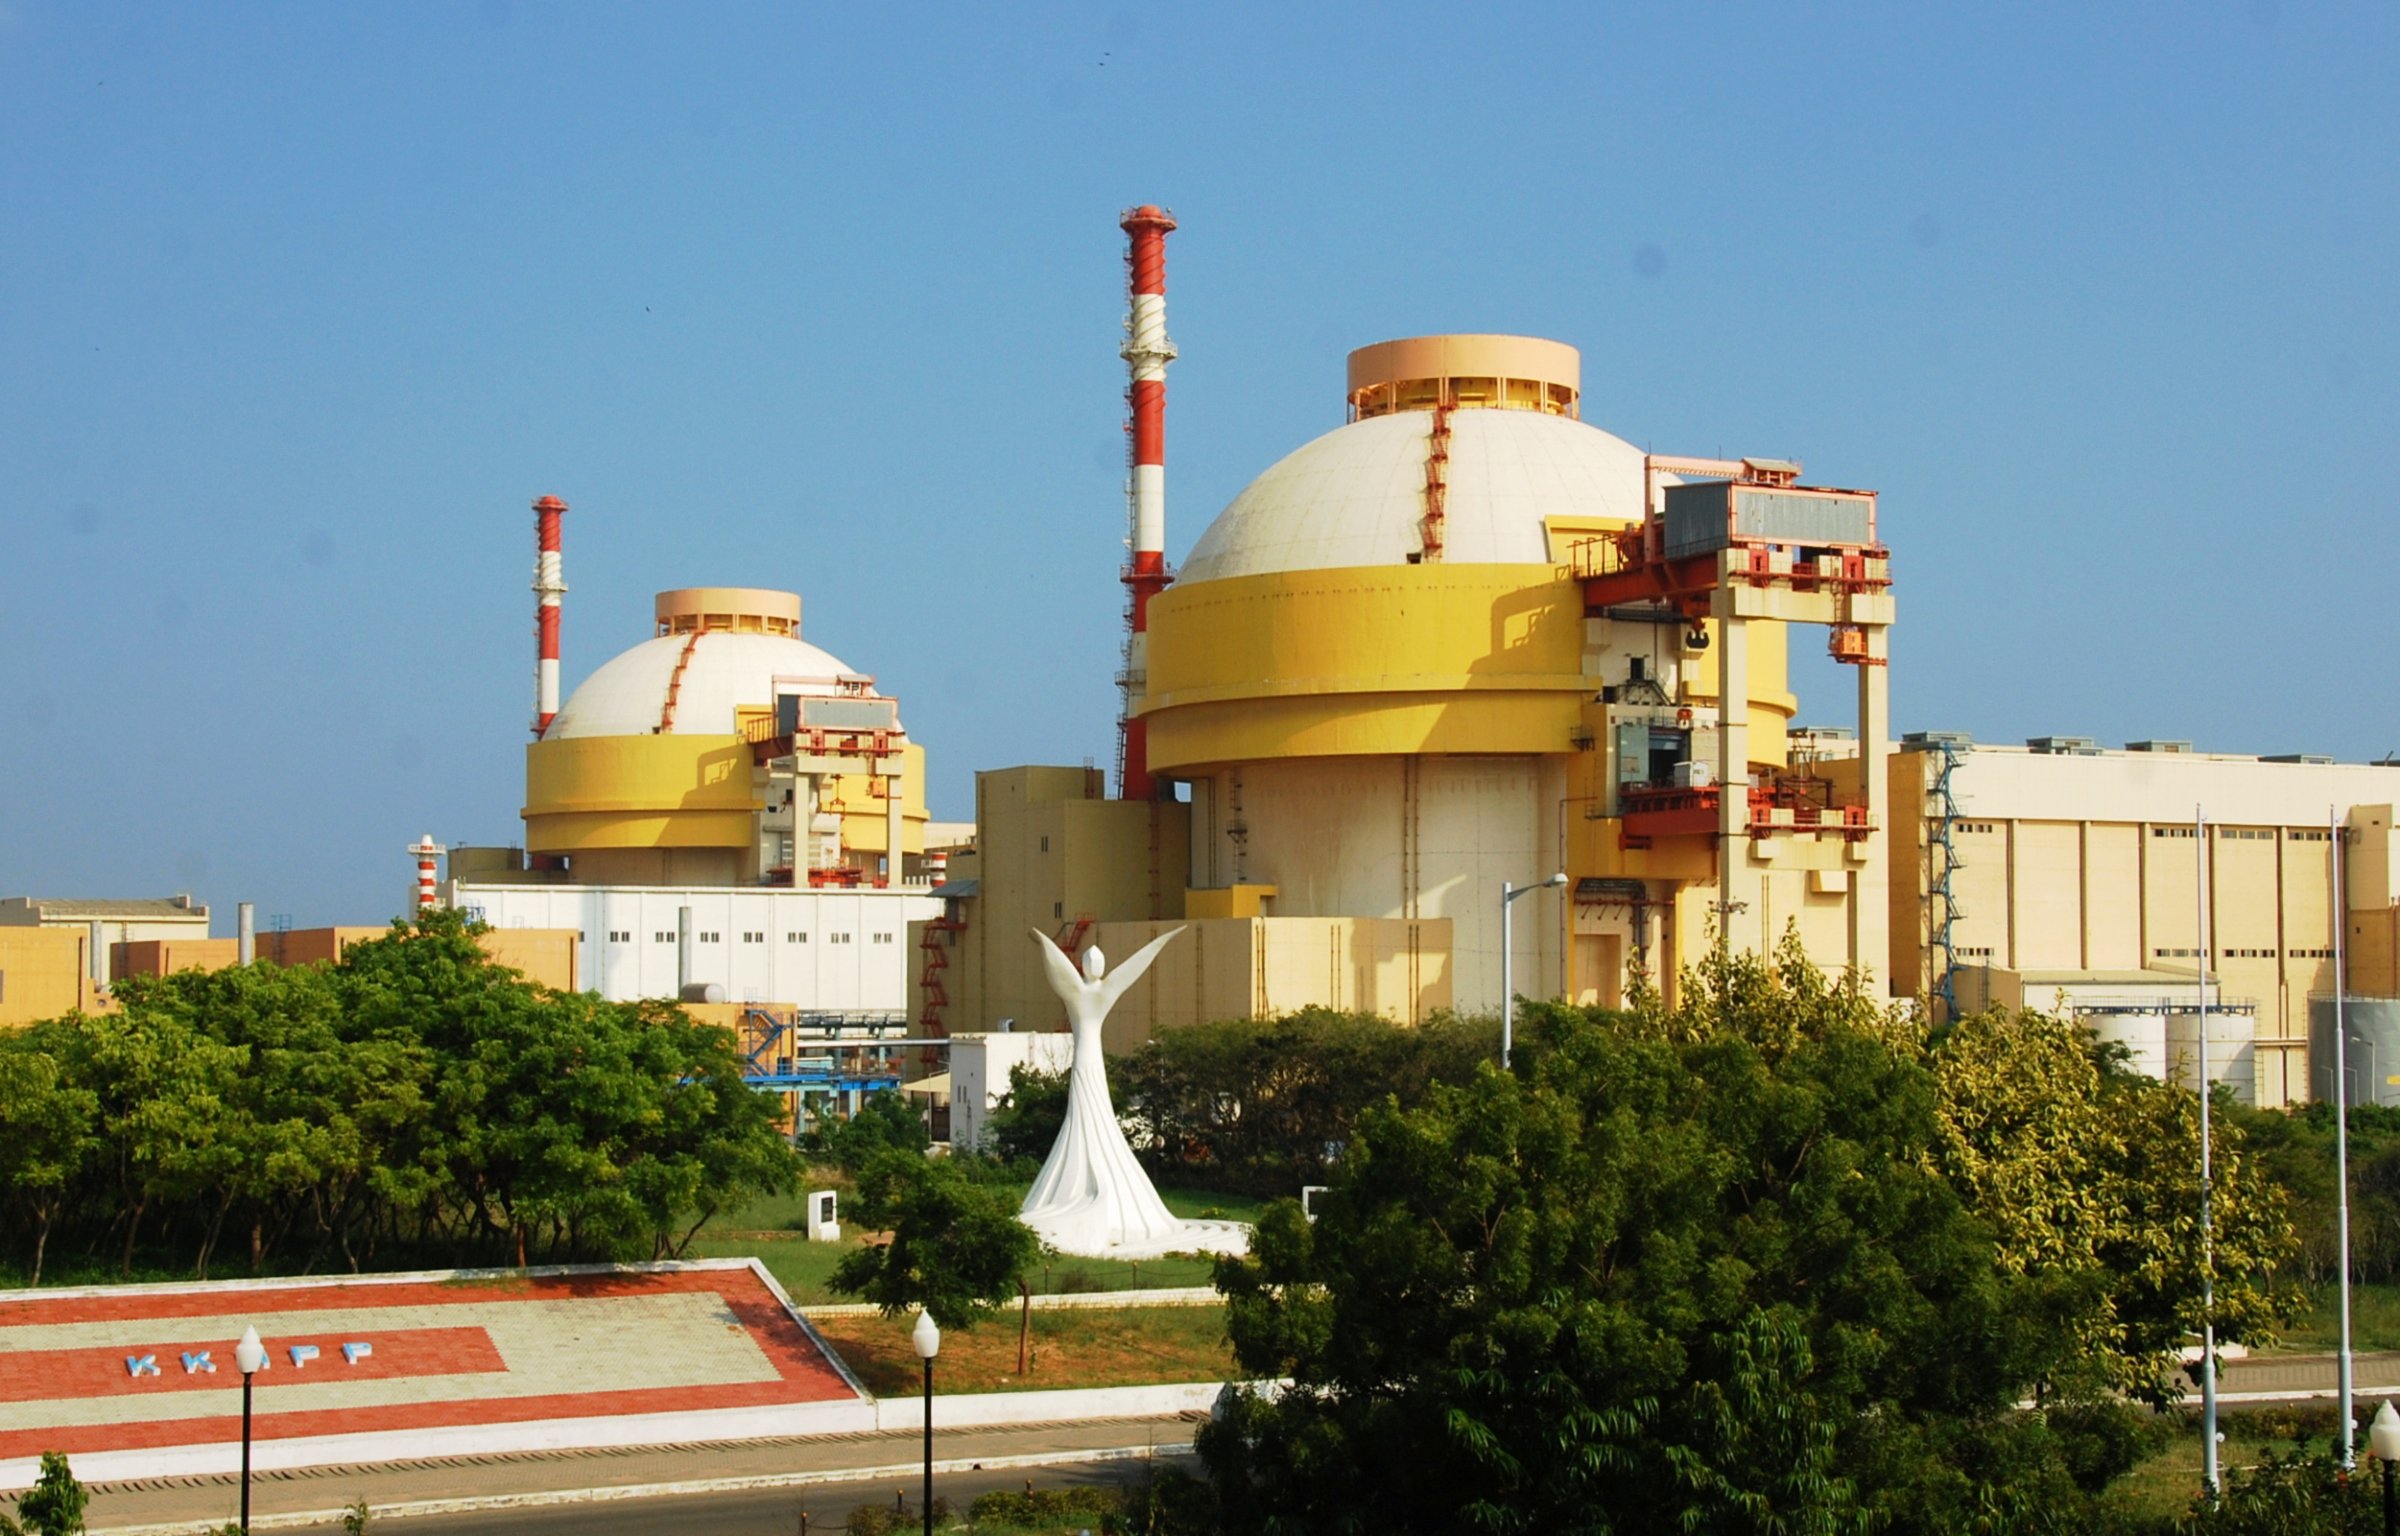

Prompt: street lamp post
xmin=1500 ymin=873 xmax=1567 ymax=1070
xmin=912 ymin=1309 xmax=940 ymax=1536
xmin=2372 ymin=1401 xmax=2400 ymax=1536
xmin=234 ymin=1325 xmax=266 ymax=1535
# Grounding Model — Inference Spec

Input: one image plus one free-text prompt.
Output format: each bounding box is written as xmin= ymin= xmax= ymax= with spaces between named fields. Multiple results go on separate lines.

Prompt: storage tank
xmin=2084 ymin=1011 xmax=2168 ymax=1083
xmin=2165 ymin=1010 xmax=2258 ymax=1106
xmin=2311 ymin=995 xmax=2400 ymax=1110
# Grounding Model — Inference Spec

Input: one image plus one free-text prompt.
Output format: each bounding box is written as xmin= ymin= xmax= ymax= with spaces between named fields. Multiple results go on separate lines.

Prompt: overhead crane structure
xmin=738 ymin=682 xmax=910 ymax=889
xmin=1574 ymin=455 xmax=1894 ymax=948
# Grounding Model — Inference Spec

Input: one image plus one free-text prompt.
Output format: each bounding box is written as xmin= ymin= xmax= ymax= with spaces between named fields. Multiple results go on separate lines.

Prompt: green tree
xmin=1929 ymin=1006 xmax=2302 ymax=1405
xmin=829 ymin=1150 xmax=1040 ymax=1326
xmin=1116 ymin=1006 xmax=1499 ymax=1195
xmin=1200 ymin=947 xmax=2147 ymax=1534
xmin=0 ymin=1039 xmax=98 ymax=1285
xmin=804 ymin=1090 xmax=931 ymax=1174
xmin=11 ymin=1451 xmax=87 ymax=1536
xmin=982 ymin=1063 xmax=1070 ymax=1165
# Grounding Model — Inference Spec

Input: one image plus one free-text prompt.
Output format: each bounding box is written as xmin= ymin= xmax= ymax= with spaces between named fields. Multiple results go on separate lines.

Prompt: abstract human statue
xmin=1017 ymin=927 xmax=1248 ymax=1259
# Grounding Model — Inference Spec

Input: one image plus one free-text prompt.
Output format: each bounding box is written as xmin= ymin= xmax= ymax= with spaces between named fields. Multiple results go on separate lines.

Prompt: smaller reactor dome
xmin=545 ymin=588 xmax=865 ymax=739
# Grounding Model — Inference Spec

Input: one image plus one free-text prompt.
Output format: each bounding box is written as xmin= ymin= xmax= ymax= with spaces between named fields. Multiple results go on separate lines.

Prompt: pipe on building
xmin=1116 ymin=205 xmax=1177 ymax=801
xmin=237 ymin=902 xmax=255 ymax=966
xmin=533 ymin=495 xmax=568 ymax=737
xmin=677 ymin=905 xmax=694 ymax=995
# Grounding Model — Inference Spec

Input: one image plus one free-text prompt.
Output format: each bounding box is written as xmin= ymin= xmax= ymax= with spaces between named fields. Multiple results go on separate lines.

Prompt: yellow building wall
xmin=826 ymin=740 xmax=933 ymax=856
xmin=936 ymin=767 xmax=1192 ymax=1038
xmin=1089 ymin=916 xmax=1454 ymax=1051
xmin=476 ymin=929 xmax=582 ymax=991
xmin=2086 ymin=825 xmax=2144 ymax=970
xmin=0 ymin=928 xmax=102 ymax=1027
xmin=114 ymin=939 xmax=241 ymax=978
xmin=2012 ymin=823 xmax=2084 ymax=968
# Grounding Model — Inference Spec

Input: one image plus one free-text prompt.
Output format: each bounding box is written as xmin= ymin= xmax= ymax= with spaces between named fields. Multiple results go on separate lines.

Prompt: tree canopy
xmin=1198 ymin=943 xmax=2300 ymax=1535
xmin=0 ymin=909 xmax=797 ymax=1282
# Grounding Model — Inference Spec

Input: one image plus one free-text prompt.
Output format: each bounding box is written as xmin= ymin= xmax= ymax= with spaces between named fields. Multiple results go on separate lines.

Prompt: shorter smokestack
xmin=533 ymin=495 xmax=568 ymax=737
xmin=677 ymin=905 xmax=694 ymax=994
xmin=409 ymin=834 xmax=444 ymax=915
xmin=237 ymin=903 xmax=255 ymax=966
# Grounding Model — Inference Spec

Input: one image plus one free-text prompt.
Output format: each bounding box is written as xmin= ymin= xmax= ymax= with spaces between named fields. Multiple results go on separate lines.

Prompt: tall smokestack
xmin=532 ymin=494 xmax=568 ymax=737
xmin=1116 ymin=205 xmax=1177 ymax=800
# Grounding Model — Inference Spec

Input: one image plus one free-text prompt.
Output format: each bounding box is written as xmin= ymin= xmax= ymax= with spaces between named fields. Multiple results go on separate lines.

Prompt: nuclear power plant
xmin=19 ymin=205 xmax=2369 ymax=1110
xmin=439 ymin=504 xmax=955 ymax=1013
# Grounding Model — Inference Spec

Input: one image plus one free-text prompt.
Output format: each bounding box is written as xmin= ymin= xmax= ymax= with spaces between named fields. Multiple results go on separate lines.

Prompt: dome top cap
xmin=1346 ymin=335 xmax=1580 ymax=422
xmin=654 ymin=587 xmax=802 ymax=638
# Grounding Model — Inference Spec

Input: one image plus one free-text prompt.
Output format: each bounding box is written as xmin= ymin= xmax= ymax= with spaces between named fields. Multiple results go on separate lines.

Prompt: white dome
xmin=1177 ymin=409 xmax=1651 ymax=585
xmin=547 ymin=631 xmax=866 ymax=738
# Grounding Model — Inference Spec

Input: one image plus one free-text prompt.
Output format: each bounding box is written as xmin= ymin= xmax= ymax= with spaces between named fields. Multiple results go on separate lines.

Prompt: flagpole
xmin=2335 ymin=803 xmax=2355 ymax=1466
xmin=2198 ymin=804 xmax=2219 ymax=1498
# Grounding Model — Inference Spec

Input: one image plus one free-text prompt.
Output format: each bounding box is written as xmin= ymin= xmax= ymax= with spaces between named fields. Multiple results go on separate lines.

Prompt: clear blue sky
xmin=3 ymin=3 xmax=2392 ymax=928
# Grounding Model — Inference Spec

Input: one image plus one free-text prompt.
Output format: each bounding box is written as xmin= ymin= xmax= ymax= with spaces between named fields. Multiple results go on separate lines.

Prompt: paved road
xmin=2213 ymin=1350 xmax=2400 ymax=1403
xmin=355 ymin=1457 xmax=1179 ymax=1536
xmin=79 ymin=1352 xmax=2400 ymax=1534
xmin=84 ymin=1416 xmax=1204 ymax=1535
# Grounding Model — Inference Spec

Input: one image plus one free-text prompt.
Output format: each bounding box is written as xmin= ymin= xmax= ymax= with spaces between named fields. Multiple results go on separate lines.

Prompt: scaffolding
xmin=1928 ymin=741 xmax=1966 ymax=1020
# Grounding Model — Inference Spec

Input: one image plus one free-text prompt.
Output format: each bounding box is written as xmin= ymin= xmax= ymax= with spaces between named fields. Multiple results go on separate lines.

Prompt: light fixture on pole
xmin=2195 ymin=805 xmax=2219 ymax=1500
xmin=234 ymin=1324 xmax=266 ymax=1535
xmin=2337 ymin=805 xmax=2358 ymax=1468
xmin=2370 ymin=1400 xmax=2400 ymax=1536
xmin=911 ymin=1308 xmax=940 ymax=1536
xmin=1500 ymin=873 xmax=1568 ymax=1070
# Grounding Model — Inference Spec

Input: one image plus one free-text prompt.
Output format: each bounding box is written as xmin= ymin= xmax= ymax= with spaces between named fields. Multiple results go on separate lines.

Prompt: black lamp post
xmin=912 ymin=1309 xmax=940 ymax=1536
xmin=234 ymin=1324 xmax=266 ymax=1535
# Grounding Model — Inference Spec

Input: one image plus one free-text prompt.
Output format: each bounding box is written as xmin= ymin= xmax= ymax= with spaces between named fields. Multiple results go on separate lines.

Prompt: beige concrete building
xmin=0 ymin=895 xmax=210 ymax=984
xmin=1890 ymin=737 xmax=2400 ymax=1106
xmin=0 ymin=928 xmax=107 ymax=1028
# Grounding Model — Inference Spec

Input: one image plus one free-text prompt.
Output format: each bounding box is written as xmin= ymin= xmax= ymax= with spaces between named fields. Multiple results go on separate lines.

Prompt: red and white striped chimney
xmin=532 ymin=494 xmax=568 ymax=737
xmin=1116 ymin=205 xmax=1177 ymax=800
xmin=409 ymin=833 xmax=444 ymax=915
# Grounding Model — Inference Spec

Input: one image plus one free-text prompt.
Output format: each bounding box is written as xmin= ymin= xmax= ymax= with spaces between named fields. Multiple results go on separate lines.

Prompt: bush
xmin=845 ymin=1495 xmax=949 ymax=1535
xmin=968 ymin=1484 xmax=1117 ymax=1527
xmin=12 ymin=1452 xmax=86 ymax=1536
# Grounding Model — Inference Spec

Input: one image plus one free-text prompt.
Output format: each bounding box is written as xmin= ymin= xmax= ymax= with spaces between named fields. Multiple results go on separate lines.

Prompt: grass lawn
xmin=688 ymin=1183 xmax=1256 ymax=1304
xmin=2102 ymin=1402 xmax=2349 ymax=1521
xmin=2271 ymin=1280 xmax=2400 ymax=1353
xmin=808 ymin=1303 xmax=1235 ymax=1396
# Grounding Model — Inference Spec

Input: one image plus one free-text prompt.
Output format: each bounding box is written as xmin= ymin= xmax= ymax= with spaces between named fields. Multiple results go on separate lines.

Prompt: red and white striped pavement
xmin=0 ymin=1260 xmax=867 ymax=1487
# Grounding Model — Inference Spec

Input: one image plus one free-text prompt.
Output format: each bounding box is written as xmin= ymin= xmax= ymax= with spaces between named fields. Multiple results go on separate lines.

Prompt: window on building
xmin=788 ymin=931 xmax=807 ymax=943
xmin=702 ymin=931 xmax=722 ymax=944
xmin=656 ymin=931 xmax=675 ymax=943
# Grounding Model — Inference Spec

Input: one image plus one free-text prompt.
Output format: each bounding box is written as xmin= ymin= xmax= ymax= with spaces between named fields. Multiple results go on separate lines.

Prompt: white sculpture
xmin=1018 ymin=928 xmax=1249 ymax=1259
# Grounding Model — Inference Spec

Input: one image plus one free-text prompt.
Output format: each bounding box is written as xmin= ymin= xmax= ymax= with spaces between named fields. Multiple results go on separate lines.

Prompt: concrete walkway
xmin=2214 ymin=1349 xmax=2400 ymax=1404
